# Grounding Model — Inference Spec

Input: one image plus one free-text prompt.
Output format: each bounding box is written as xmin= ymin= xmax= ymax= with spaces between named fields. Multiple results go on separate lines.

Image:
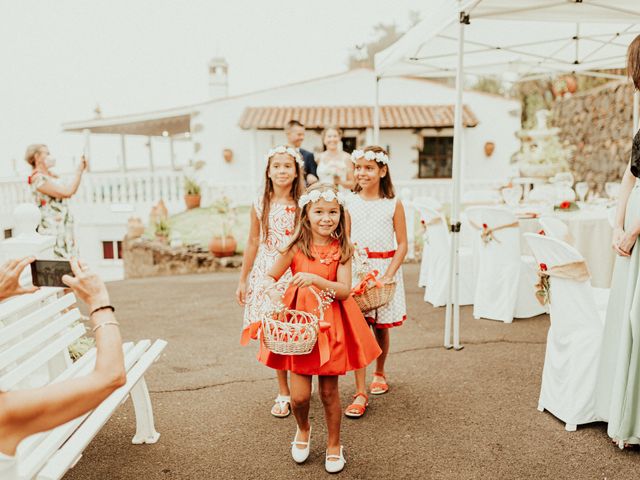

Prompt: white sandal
xmin=271 ymin=394 xmax=291 ymax=418
xmin=325 ymin=446 xmax=346 ymax=473
xmin=291 ymin=426 xmax=311 ymax=463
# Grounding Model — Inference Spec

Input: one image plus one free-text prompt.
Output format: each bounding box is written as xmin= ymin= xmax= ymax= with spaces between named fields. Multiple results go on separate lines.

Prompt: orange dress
xmin=258 ymin=243 xmax=381 ymax=376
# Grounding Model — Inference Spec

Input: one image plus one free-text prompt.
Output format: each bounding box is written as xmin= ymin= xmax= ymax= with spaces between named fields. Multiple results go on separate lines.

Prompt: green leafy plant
xmin=154 ymin=218 xmax=171 ymax=238
xmin=184 ymin=176 xmax=201 ymax=195
xmin=211 ymin=195 xmax=237 ymax=237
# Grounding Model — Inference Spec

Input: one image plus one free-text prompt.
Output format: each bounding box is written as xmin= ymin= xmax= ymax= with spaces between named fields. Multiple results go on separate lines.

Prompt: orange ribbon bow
xmin=351 ymin=270 xmax=382 ymax=295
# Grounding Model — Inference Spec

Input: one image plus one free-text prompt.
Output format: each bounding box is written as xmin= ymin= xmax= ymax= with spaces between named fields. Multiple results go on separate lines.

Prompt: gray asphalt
xmin=65 ymin=265 xmax=640 ymax=480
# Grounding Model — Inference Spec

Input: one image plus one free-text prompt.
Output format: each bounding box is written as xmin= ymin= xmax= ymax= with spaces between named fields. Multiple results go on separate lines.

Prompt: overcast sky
xmin=0 ymin=0 xmax=426 ymax=175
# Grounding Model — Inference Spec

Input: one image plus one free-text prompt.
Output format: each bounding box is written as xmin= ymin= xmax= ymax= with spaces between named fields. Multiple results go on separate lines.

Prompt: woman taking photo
xmin=25 ymin=144 xmax=87 ymax=258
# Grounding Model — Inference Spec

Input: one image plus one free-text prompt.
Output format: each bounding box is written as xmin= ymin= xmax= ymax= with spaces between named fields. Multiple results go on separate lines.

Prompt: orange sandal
xmin=344 ymin=393 xmax=369 ymax=418
xmin=369 ymin=372 xmax=389 ymax=395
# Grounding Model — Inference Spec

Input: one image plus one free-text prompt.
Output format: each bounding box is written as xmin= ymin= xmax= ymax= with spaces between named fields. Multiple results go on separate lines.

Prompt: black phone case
xmin=30 ymin=260 xmax=73 ymax=287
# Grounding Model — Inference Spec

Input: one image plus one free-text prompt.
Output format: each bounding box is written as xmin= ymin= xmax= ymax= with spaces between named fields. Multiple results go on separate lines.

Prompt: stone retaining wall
xmin=123 ymin=236 xmax=242 ymax=279
xmin=550 ymin=80 xmax=634 ymax=193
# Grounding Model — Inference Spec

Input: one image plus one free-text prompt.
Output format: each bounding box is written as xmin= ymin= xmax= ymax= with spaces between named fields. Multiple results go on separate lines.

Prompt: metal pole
xmin=373 ymin=76 xmax=381 ymax=144
xmin=445 ymin=9 xmax=467 ymax=350
xmin=148 ymin=136 xmax=154 ymax=172
xmin=169 ymin=137 xmax=176 ymax=170
xmin=120 ymin=134 xmax=127 ymax=172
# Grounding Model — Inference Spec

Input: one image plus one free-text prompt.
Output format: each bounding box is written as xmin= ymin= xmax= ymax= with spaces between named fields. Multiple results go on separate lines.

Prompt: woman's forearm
xmin=615 ymin=165 xmax=636 ymax=228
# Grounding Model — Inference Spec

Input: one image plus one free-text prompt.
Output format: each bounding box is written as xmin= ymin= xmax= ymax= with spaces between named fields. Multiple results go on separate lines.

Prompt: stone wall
xmin=550 ymin=80 xmax=634 ymax=193
xmin=123 ymin=236 xmax=242 ymax=279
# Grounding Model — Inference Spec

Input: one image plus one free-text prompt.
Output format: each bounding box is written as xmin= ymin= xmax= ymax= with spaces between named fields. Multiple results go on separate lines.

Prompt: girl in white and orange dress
xmin=237 ymin=145 xmax=303 ymax=418
xmin=344 ymin=146 xmax=408 ymax=418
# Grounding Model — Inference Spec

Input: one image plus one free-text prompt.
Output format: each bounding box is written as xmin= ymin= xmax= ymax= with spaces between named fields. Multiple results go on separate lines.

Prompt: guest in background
xmin=285 ymin=120 xmax=317 ymax=186
xmin=25 ymin=144 xmax=87 ymax=258
xmin=594 ymin=33 xmax=640 ymax=450
xmin=315 ymin=126 xmax=355 ymax=190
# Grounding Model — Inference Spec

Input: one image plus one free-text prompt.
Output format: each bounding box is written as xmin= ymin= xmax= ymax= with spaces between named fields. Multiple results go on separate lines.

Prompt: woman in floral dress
xmin=25 ymin=144 xmax=87 ymax=258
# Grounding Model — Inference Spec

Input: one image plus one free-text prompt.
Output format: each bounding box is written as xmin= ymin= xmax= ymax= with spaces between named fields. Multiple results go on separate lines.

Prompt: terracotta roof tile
xmin=238 ymin=105 xmax=478 ymax=130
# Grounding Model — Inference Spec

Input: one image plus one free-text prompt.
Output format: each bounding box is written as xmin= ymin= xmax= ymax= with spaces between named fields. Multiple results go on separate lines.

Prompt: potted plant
xmin=184 ymin=176 xmax=202 ymax=210
xmin=208 ymin=196 xmax=237 ymax=257
xmin=154 ymin=218 xmax=171 ymax=245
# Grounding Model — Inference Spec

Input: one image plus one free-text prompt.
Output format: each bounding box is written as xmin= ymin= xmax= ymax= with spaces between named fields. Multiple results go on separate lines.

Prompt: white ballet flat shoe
xmin=291 ymin=426 xmax=311 ymax=464
xmin=325 ymin=446 xmax=346 ymax=473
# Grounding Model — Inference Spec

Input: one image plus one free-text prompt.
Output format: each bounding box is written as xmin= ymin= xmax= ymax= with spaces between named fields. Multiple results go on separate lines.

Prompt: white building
xmin=2 ymin=63 xmax=521 ymax=281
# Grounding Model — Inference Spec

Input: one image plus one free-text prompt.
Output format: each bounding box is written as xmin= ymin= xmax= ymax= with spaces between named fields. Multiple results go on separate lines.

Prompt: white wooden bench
xmin=0 ymin=288 xmax=167 ymax=480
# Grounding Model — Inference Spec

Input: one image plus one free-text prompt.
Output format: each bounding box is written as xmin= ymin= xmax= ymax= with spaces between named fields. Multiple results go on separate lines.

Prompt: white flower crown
xmin=298 ymin=189 xmax=346 ymax=208
xmin=351 ymin=149 xmax=389 ymax=165
xmin=265 ymin=145 xmax=303 ymax=166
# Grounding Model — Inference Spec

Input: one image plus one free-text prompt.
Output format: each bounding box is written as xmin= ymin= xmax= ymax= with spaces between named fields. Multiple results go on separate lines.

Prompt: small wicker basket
xmin=261 ymin=286 xmax=332 ymax=356
xmin=353 ymin=280 xmax=396 ymax=313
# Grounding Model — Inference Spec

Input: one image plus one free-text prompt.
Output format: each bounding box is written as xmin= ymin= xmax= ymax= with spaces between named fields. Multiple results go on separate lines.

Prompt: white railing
xmin=395 ymin=178 xmax=505 ymax=204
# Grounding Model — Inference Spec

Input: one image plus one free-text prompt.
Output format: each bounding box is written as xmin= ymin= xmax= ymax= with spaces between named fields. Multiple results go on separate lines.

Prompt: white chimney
xmin=208 ymin=57 xmax=229 ymax=100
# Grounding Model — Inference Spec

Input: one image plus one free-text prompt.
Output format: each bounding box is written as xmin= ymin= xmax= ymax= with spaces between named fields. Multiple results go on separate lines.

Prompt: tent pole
xmin=634 ymin=90 xmax=639 ymax=134
xmin=445 ymin=9 xmax=467 ymax=350
xmin=374 ymin=76 xmax=381 ymax=144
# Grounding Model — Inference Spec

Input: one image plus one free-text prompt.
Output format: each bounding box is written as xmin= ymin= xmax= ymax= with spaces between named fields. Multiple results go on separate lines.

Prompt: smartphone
xmin=30 ymin=259 xmax=73 ymax=287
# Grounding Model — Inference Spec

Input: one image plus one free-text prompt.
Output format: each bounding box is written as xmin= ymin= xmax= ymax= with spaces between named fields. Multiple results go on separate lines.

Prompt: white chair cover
xmin=528 ymin=184 xmax=556 ymax=202
xmin=414 ymin=197 xmax=442 ymax=287
xmin=539 ymin=216 xmax=570 ymax=242
xmin=462 ymin=190 xmax=501 ymax=204
xmin=524 ymin=233 xmax=606 ymax=430
xmin=416 ymin=205 xmax=474 ymax=307
xmin=466 ymin=207 xmax=546 ymax=322
xmin=554 ymin=185 xmax=577 ymax=202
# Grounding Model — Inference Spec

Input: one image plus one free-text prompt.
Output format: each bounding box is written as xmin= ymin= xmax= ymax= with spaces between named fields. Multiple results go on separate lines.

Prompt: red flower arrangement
xmin=420 ymin=219 xmax=425 ymax=226
xmin=27 ymin=175 xmax=32 ymax=185
xmin=535 ymin=263 xmax=550 ymax=305
xmin=554 ymin=201 xmax=578 ymax=212
xmin=40 ymin=199 xmax=46 ymax=207
xmin=482 ymin=223 xmax=488 ymax=229
xmin=539 ymin=263 xmax=547 ymax=271
xmin=559 ymin=201 xmax=570 ymax=209
xmin=538 ymin=229 xmax=546 ymax=235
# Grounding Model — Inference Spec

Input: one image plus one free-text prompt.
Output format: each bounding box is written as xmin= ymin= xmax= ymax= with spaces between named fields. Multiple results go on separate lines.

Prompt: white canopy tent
xmin=374 ymin=0 xmax=640 ymax=349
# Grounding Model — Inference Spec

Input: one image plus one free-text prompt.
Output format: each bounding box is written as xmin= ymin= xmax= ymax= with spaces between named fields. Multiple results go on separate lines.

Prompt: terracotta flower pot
xmin=484 ymin=141 xmax=495 ymax=157
xmin=209 ymin=235 xmax=237 ymax=257
xmin=184 ymin=194 xmax=201 ymax=210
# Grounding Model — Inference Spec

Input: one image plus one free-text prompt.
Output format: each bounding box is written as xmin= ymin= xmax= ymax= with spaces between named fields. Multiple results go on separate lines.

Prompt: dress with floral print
xmin=242 ymin=200 xmax=296 ymax=329
xmin=29 ymin=171 xmax=77 ymax=258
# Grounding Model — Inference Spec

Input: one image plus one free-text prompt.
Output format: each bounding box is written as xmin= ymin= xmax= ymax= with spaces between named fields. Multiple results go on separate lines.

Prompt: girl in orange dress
xmin=257 ymin=183 xmax=381 ymax=474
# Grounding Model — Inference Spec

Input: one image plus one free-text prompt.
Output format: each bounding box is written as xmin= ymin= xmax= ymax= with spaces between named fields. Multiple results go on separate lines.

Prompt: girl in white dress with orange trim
xmin=344 ymin=145 xmax=408 ymax=418
xmin=237 ymin=145 xmax=304 ymax=418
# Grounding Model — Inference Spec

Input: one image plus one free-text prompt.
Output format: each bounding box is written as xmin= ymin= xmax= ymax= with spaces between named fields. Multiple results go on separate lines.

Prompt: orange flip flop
xmin=344 ymin=392 xmax=369 ymax=418
xmin=369 ymin=372 xmax=389 ymax=395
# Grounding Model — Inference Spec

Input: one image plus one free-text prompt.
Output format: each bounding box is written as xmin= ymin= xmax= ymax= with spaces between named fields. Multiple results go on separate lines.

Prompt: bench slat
xmin=0 ymin=324 xmax=85 ymax=391
xmin=16 ymin=342 xmax=141 ymax=479
xmin=34 ymin=340 xmax=167 ymax=480
xmin=0 ymin=294 xmax=76 ymax=349
xmin=0 ymin=289 xmax=59 ymax=323
xmin=0 ymin=309 xmax=81 ymax=371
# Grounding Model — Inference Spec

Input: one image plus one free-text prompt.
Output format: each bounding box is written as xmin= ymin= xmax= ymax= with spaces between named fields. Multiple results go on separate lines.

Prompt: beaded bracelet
xmin=92 ymin=321 xmax=120 ymax=333
xmin=90 ymin=305 xmax=115 ymax=316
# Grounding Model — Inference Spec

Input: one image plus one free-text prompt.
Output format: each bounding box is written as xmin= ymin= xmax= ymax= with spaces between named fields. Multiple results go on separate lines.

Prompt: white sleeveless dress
xmin=316 ymin=152 xmax=349 ymax=187
xmin=242 ymin=199 xmax=296 ymax=329
xmin=0 ymin=452 xmax=16 ymax=479
xmin=348 ymin=194 xmax=407 ymax=328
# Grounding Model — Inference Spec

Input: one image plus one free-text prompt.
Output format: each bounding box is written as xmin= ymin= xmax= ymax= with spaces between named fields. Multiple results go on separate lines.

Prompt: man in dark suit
xmin=285 ymin=119 xmax=317 ymax=186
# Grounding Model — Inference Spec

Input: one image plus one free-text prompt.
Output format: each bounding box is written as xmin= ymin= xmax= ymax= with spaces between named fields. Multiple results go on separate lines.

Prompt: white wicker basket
xmin=261 ymin=286 xmax=330 ymax=356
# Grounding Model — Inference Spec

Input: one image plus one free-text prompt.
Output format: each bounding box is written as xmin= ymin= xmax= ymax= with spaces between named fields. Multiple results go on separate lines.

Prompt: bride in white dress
xmin=315 ymin=126 xmax=355 ymax=190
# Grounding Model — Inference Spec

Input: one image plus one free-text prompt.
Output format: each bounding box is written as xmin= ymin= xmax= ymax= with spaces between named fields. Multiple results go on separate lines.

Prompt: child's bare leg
xmin=347 ymin=367 xmax=367 ymax=411
xmin=373 ymin=328 xmax=390 ymax=384
xmin=318 ymin=375 xmax=342 ymax=455
xmin=290 ymin=372 xmax=312 ymax=445
xmin=272 ymin=370 xmax=290 ymax=415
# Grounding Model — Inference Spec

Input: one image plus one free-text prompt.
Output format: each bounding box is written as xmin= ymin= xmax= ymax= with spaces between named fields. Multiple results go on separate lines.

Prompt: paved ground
xmin=66 ymin=265 xmax=640 ymax=480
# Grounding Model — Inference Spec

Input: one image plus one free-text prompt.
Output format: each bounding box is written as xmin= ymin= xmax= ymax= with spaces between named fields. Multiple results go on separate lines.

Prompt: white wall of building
xmin=191 ymin=69 xmax=520 ymax=188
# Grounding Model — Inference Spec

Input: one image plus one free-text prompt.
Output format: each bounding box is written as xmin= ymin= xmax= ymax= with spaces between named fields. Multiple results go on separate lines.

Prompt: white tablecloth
xmin=460 ymin=206 xmax=615 ymax=288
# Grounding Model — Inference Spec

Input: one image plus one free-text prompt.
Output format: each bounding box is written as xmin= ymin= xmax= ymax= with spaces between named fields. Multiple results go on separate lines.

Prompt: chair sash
xmin=469 ymin=220 xmax=519 ymax=245
xmin=534 ymin=260 xmax=591 ymax=305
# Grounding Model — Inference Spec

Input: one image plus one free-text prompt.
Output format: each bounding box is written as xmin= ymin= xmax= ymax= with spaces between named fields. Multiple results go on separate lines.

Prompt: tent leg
xmin=374 ymin=76 xmax=380 ymax=144
xmin=445 ymin=9 xmax=466 ymax=350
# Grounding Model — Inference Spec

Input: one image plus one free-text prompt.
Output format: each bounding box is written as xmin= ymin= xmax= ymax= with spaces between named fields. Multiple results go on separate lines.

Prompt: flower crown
xmin=265 ymin=145 xmax=303 ymax=166
xmin=351 ymin=149 xmax=389 ymax=165
xmin=298 ymin=189 xmax=346 ymax=208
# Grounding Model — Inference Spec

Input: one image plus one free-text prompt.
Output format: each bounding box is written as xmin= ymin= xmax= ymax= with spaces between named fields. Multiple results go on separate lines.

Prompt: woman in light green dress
xmin=25 ymin=144 xmax=87 ymax=258
xmin=594 ymin=35 xmax=640 ymax=448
